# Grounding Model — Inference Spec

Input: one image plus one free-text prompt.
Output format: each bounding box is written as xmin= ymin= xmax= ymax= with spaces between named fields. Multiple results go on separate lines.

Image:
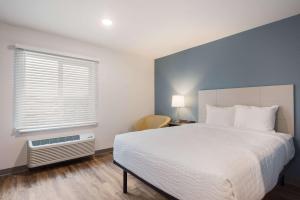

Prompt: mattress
xmin=113 ymin=123 xmax=294 ymax=200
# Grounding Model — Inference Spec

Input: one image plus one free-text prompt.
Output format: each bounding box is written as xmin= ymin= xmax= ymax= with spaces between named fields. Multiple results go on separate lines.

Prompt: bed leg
xmin=279 ymin=174 xmax=285 ymax=186
xmin=123 ymin=170 xmax=127 ymax=193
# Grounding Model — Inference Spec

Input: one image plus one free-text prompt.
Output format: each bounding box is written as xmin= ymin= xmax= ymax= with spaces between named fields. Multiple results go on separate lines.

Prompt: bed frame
xmin=114 ymin=160 xmax=286 ymax=199
xmin=114 ymin=84 xmax=294 ymax=198
xmin=113 ymin=160 xmax=179 ymax=199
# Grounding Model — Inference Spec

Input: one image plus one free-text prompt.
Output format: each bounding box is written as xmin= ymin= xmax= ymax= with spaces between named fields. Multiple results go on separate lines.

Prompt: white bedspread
xmin=113 ymin=123 xmax=294 ymax=200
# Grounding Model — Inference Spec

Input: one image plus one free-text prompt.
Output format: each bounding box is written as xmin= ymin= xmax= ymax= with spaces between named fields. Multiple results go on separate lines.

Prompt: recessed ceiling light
xmin=101 ymin=19 xmax=113 ymax=26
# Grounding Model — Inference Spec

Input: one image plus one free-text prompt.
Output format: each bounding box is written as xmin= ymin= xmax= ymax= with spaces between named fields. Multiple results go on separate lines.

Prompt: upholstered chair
xmin=133 ymin=115 xmax=171 ymax=131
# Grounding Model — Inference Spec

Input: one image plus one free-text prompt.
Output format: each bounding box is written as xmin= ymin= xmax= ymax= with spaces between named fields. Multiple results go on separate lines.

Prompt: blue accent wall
xmin=155 ymin=14 xmax=300 ymax=185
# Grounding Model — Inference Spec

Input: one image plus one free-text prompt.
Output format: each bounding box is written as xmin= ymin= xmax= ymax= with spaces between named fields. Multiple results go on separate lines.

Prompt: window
xmin=15 ymin=48 xmax=97 ymax=132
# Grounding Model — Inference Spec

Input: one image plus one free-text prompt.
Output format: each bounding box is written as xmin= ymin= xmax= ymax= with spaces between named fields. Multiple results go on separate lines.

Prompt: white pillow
xmin=205 ymin=105 xmax=235 ymax=127
xmin=234 ymin=105 xmax=279 ymax=131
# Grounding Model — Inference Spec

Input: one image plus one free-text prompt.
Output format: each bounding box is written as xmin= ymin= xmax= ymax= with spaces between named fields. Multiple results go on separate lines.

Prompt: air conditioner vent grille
xmin=32 ymin=135 xmax=80 ymax=146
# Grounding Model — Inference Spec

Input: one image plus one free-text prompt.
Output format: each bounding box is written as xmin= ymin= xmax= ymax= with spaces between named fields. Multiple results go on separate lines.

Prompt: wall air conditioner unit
xmin=28 ymin=133 xmax=95 ymax=168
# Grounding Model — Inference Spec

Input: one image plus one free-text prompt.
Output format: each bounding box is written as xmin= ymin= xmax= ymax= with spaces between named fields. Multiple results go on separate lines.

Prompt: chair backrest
xmin=144 ymin=115 xmax=171 ymax=129
xmin=133 ymin=115 xmax=171 ymax=131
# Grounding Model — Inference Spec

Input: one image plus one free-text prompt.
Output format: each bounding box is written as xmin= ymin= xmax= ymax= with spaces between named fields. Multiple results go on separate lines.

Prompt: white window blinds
xmin=15 ymin=48 xmax=97 ymax=132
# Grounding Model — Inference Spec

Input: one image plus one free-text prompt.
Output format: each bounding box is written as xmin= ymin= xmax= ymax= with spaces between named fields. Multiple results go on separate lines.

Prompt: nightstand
xmin=168 ymin=120 xmax=196 ymax=127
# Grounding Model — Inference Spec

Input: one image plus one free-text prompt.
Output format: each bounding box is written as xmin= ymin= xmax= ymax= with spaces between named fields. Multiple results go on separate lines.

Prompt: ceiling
xmin=0 ymin=0 xmax=299 ymax=59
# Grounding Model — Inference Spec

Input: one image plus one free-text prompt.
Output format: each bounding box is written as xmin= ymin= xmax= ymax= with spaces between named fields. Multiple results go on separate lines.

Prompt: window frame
xmin=14 ymin=44 xmax=98 ymax=133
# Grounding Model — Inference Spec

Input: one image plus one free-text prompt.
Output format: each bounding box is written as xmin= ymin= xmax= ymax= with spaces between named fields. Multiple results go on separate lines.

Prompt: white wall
xmin=0 ymin=22 xmax=154 ymax=170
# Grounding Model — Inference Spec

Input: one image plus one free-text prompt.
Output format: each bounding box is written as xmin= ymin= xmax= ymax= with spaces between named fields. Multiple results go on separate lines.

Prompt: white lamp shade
xmin=172 ymin=95 xmax=185 ymax=107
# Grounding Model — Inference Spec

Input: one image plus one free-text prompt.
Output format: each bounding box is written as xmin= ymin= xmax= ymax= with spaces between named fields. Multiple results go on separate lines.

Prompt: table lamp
xmin=172 ymin=95 xmax=185 ymax=122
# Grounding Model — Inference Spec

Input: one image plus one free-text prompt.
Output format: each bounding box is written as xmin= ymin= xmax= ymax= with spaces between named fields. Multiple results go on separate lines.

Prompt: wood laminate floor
xmin=0 ymin=152 xmax=299 ymax=200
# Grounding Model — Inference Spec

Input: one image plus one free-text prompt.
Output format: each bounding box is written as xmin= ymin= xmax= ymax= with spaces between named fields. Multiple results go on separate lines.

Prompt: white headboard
xmin=198 ymin=84 xmax=294 ymax=135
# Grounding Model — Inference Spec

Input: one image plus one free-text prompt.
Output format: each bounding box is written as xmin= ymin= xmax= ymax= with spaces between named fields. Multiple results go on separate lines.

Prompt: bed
xmin=113 ymin=84 xmax=295 ymax=200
